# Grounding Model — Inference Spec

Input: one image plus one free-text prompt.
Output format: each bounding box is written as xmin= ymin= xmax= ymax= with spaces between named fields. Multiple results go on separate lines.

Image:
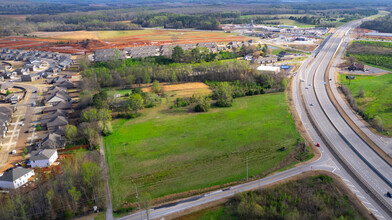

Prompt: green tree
xmin=129 ymin=93 xmax=144 ymax=114
xmin=216 ymin=82 xmax=233 ymax=107
xmin=262 ymin=45 xmax=268 ymax=56
xmin=143 ymin=73 xmax=151 ymax=84
xmin=68 ymin=186 xmax=82 ymax=212
xmin=65 ymin=125 xmax=77 ymax=144
xmin=152 ymin=80 xmax=161 ymax=94
xmin=172 ymin=45 xmax=184 ymax=63
xmin=92 ymin=91 xmax=108 ymax=109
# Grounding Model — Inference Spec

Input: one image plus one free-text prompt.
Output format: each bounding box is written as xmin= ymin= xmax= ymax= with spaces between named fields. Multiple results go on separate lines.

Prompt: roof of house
xmin=0 ymin=167 xmax=33 ymax=182
xmin=30 ymin=149 xmax=57 ymax=161
xmin=52 ymin=126 xmax=66 ymax=136
xmin=41 ymin=133 xmax=65 ymax=149
xmin=46 ymin=116 xmax=68 ymax=128
xmin=43 ymin=102 xmax=72 ymax=113
xmin=54 ymin=80 xmax=74 ymax=89
xmin=94 ymin=48 xmax=126 ymax=62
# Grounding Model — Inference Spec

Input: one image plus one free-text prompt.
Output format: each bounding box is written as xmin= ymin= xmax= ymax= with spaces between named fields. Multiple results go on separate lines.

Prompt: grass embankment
xmin=104 ymin=92 xmax=310 ymax=212
xmin=340 ymin=73 xmax=392 ymax=134
xmin=177 ymin=175 xmax=366 ymax=220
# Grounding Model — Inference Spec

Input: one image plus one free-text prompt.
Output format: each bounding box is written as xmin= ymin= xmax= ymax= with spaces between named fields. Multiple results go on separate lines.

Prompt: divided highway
xmin=117 ymin=20 xmax=392 ymax=220
xmin=296 ymin=20 xmax=392 ymax=217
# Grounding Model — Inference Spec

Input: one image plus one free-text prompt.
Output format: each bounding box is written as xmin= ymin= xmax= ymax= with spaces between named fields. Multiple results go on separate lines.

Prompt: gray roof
xmin=46 ymin=116 xmax=68 ymax=128
xmin=41 ymin=133 xmax=65 ymax=149
xmin=94 ymin=49 xmax=126 ymax=62
xmin=0 ymin=167 xmax=33 ymax=182
xmin=30 ymin=149 xmax=57 ymax=161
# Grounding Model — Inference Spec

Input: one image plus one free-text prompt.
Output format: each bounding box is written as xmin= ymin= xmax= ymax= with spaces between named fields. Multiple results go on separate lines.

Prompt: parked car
xmin=10 ymin=150 xmax=16 ymax=154
xmin=316 ymin=143 xmax=321 ymax=147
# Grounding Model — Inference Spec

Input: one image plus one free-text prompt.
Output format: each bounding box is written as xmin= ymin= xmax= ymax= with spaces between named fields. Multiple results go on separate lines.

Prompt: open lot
xmin=104 ymin=92 xmax=306 ymax=211
xmin=340 ymin=73 xmax=392 ymax=134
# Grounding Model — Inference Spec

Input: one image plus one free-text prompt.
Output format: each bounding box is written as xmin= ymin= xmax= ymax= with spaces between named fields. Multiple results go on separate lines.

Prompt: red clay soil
xmin=0 ymin=34 xmax=249 ymax=54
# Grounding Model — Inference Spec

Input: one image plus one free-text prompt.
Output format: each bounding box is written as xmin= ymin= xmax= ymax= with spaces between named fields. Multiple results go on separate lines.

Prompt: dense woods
xmin=0 ymin=151 xmax=106 ymax=220
xmin=361 ymin=14 xmax=392 ymax=33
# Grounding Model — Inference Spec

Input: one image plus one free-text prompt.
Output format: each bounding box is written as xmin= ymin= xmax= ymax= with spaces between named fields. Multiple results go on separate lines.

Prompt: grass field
xmin=177 ymin=175 xmax=366 ymax=220
xmin=340 ymin=73 xmax=392 ymax=134
xmin=104 ymin=92 xmax=306 ymax=212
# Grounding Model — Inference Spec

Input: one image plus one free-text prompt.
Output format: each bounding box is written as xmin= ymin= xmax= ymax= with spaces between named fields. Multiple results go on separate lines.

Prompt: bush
xmin=36 ymin=124 xmax=41 ymax=131
xmin=194 ymin=97 xmax=211 ymax=112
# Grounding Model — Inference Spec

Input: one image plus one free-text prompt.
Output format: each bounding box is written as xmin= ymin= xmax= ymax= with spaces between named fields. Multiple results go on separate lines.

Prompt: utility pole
xmin=246 ymin=156 xmax=248 ymax=181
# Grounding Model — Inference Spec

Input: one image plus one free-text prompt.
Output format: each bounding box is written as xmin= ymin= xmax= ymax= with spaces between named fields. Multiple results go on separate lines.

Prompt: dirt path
xmin=99 ymin=136 xmax=114 ymax=220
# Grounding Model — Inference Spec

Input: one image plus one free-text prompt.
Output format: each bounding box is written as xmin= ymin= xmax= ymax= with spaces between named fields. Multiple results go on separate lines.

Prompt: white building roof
xmin=257 ymin=65 xmax=280 ymax=72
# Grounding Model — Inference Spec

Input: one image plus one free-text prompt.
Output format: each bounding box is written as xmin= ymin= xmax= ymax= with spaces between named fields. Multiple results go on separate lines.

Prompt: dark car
xmin=387 ymin=192 xmax=392 ymax=198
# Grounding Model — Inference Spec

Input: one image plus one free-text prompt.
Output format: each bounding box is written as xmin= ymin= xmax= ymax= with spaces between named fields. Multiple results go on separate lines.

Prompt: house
xmin=0 ymin=106 xmax=16 ymax=117
xmin=12 ymin=68 xmax=29 ymax=75
xmin=0 ymin=167 xmax=35 ymax=189
xmin=54 ymin=80 xmax=74 ymax=89
xmin=43 ymin=92 xmax=70 ymax=105
xmin=46 ymin=116 xmax=69 ymax=130
xmin=348 ymin=63 xmax=365 ymax=71
xmin=39 ymin=133 xmax=66 ymax=149
xmin=5 ymin=94 xmax=20 ymax=103
xmin=52 ymin=126 xmax=66 ymax=136
xmin=30 ymin=149 xmax=58 ymax=168
xmin=42 ymin=102 xmax=72 ymax=114
xmin=94 ymin=49 xmax=126 ymax=62
xmin=21 ymin=73 xmax=40 ymax=82
xmin=47 ymin=86 xmax=67 ymax=95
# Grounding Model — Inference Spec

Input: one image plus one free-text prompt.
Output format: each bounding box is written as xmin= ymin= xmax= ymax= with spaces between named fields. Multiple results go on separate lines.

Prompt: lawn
xmin=104 ymin=92 xmax=306 ymax=211
xmin=177 ymin=175 xmax=367 ymax=220
xmin=340 ymin=73 xmax=392 ymax=134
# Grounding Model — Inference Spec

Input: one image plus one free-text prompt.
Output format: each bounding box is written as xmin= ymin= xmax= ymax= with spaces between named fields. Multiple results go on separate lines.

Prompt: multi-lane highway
xmin=117 ymin=20 xmax=392 ymax=220
xmin=295 ymin=20 xmax=392 ymax=217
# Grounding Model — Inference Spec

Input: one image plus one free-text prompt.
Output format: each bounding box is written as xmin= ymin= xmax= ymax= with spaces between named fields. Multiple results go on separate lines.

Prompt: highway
xmin=117 ymin=20 xmax=392 ymax=220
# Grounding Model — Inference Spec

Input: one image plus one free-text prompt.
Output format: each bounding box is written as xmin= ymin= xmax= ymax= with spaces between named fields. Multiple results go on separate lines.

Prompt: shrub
xmin=36 ymin=124 xmax=41 ymax=131
xmin=194 ymin=97 xmax=211 ymax=112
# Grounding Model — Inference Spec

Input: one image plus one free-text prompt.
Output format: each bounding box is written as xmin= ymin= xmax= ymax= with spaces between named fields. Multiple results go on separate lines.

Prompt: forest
xmin=361 ymin=14 xmax=392 ymax=33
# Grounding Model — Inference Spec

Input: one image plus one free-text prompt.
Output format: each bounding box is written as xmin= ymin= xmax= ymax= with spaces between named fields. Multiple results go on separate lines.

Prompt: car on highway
xmin=310 ymin=103 xmax=314 ymax=106
xmin=305 ymin=86 xmax=309 ymax=89
xmin=387 ymin=192 xmax=392 ymax=198
xmin=316 ymin=143 xmax=321 ymax=147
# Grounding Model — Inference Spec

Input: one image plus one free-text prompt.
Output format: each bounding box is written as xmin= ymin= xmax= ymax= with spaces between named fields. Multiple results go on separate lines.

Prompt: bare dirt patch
xmin=142 ymin=82 xmax=212 ymax=97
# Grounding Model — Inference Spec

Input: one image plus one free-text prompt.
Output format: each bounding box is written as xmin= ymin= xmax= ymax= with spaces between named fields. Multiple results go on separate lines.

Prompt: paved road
xmin=296 ymin=20 xmax=392 ymax=218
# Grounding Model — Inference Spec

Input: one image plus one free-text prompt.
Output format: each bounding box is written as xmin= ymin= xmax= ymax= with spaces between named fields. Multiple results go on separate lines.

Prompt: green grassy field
xmin=177 ymin=175 xmax=366 ymax=220
xmin=341 ymin=73 xmax=392 ymax=134
xmin=104 ymin=92 xmax=307 ymax=212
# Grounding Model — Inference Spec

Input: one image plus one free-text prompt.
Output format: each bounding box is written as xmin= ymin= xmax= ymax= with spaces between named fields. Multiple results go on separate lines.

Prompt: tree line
xmin=361 ymin=14 xmax=392 ymax=34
